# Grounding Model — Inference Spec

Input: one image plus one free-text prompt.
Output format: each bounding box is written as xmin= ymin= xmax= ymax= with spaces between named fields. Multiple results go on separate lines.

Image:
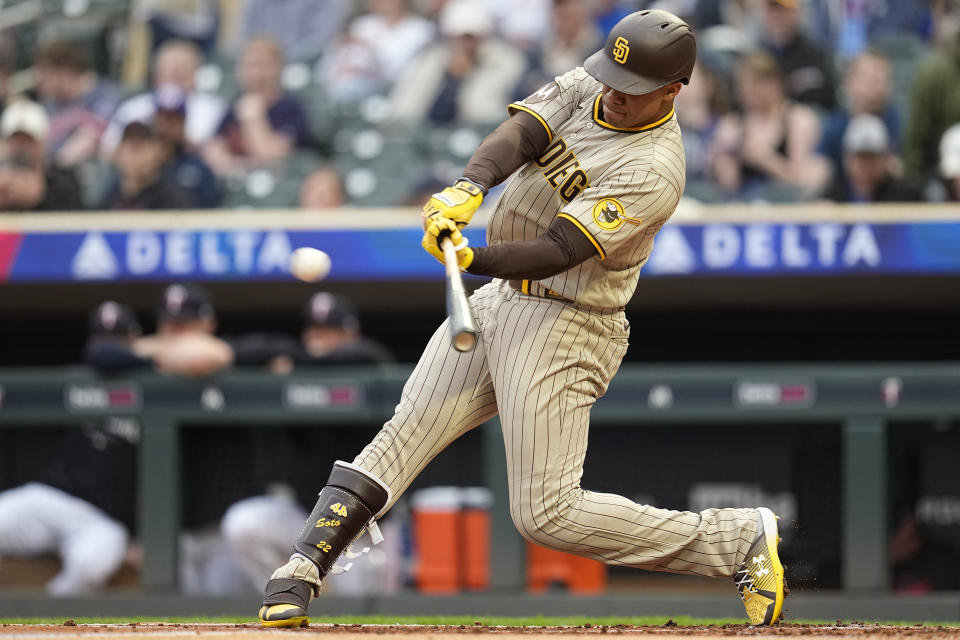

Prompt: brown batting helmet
xmin=584 ymin=9 xmax=696 ymax=95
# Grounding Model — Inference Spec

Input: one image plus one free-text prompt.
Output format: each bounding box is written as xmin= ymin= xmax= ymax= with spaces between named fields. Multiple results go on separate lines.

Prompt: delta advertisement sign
xmin=0 ymin=221 xmax=956 ymax=282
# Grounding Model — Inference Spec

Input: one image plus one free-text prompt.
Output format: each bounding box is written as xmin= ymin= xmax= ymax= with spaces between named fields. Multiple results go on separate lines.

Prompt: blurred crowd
xmin=0 ymin=0 xmax=959 ymax=211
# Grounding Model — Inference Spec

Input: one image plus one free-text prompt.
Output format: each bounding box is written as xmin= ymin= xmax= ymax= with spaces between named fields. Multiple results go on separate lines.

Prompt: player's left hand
xmin=422 ymin=215 xmax=474 ymax=271
xmin=421 ymin=179 xmax=484 ymax=230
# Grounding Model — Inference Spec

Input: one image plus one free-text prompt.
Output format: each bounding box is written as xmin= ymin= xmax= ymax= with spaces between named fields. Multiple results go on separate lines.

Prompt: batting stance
xmin=260 ymin=10 xmax=785 ymax=627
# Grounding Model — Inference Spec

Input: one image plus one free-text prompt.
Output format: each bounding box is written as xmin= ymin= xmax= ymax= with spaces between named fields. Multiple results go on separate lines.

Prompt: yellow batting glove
xmin=421 ymin=215 xmax=474 ymax=271
xmin=421 ymin=178 xmax=484 ymax=230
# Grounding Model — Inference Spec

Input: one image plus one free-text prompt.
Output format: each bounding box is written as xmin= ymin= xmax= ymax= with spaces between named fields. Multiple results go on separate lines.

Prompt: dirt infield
xmin=1 ymin=623 xmax=959 ymax=640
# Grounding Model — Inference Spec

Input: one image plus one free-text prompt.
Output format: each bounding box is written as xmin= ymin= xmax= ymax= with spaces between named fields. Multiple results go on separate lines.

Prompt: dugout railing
xmin=0 ymin=364 xmax=958 ymax=620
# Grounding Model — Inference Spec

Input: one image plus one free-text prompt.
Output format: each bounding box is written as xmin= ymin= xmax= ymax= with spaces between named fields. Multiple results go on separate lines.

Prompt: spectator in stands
xmin=591 ymin=0 xmax=633 ymax=36
xmin=710 ymin=51 xmax=830 ymax=201
xmin=0 ymin=302 xmax=142 ymax=595
xmin=101 ymin=121 xmax=192 ymax=210
xmin=315 ymin=35 xmax=382 ymax=104
xmin=235 ymin=0 xmax=347 ymax=63
xmin=0 ymin=50 xmax=14 ymax=116
xmin=33 ymin=40 xmax=119 ymax=168
xmin=937 ymin=124 xmax=960 ymax=202
xmin=0 ymin=100 xmax=84 ymax=211
xmin=804 ymin=0 xmax=932 ymax=59
xmin=485 ymin=0 xmax=551 ymax=49
xmin=138 ymin=0 xmax=221 ymax=56
xmin=759 ymin=0 xmax=836 ymax=109
xmin=350 ymin=0 xmax=435 ymax=86
xmin=821 ymin=114 xmax=922 ymax=203
xmin=299 ymin=166 xmax=345 ymax=209
xmin=416 ymin=0 xmax=551 ymax=48
xmin=388 ymin=0 xmax=527 ymax=126
xmin=151 ymin=84 xmax=222 ymax=208
xmin=119 ymin=0 xmax=223 ymax=97
xmin=203 ymin=37 xmax=311 ymax=177
xmin=403 ymin=172 xmax=448 ymax=206
xmin=514 ymin=0 xmax=602 ymax=100
xmin=319 ymin=0 xmax=434 ymax=102
xmin=102 ymin=40 xmax=226 ymax=157
xmin=903 ymin=30 xmax=960 ymax=183
xmin=820 ymin=51 xmax=901 ymax=175
xmin=675 ymin=61 xmax=730 ymax=190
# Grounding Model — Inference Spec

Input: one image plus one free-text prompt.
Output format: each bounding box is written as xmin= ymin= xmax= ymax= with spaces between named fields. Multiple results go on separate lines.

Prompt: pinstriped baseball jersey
xmin=488 ymin=67 xmax=685 ymax=309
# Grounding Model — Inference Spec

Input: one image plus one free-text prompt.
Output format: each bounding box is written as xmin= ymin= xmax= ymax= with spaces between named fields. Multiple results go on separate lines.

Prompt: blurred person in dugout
xmin=387 ymin=0 xmax=527 ymax=126
xmin=710 ymin=50 xmax=830 ymax=201
xmin=33 ymin=40 xmax=120 ymax=168
xmin=229 ymin=291 xmax=393 ymax=374
xmin=202 ymin=36 xmax=312 ymax=178
xmin=102 ymin=39 xmax=226 ymax=157
xmin=0 ymin=302 xmax=141 ymax=594
xmin=86 ymin=283 xmax=233 ymax=377
xmin=819 ymin=51 xmax=901 ymax=176
xmin=221 ymin=292 xmax=394 ymax=592
xmin=820 ymin=114 xmax=922 ymax=203
xmin=0 ymin=99 xmax=84 ymax=211
xmin=100 ymin=121 xmax=193 ymax=210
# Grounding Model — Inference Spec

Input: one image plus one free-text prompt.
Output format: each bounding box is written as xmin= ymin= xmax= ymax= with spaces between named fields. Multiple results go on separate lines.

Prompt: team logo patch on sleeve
xmin=592 ymin=199 xmax=626 ymax=230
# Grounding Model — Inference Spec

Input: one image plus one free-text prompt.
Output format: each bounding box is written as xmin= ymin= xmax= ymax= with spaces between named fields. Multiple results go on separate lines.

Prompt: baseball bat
xmin=441 ymin=236 xmax=478 ymax=352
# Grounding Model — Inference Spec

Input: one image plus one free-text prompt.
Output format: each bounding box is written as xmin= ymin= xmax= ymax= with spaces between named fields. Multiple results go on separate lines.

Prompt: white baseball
xmin=289 ymin=247 xmax=332 ymax=282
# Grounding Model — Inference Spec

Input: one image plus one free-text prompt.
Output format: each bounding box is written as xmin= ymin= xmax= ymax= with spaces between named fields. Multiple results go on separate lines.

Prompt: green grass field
xmin=1 ymin=616 xmax=957 ymax=627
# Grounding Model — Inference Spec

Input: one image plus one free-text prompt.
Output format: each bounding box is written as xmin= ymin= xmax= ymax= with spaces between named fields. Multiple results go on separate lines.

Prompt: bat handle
xmin=440 ymin=236 xmax=478 ymax=353
xmin=441 ymin=235 xmax=459 ymax=280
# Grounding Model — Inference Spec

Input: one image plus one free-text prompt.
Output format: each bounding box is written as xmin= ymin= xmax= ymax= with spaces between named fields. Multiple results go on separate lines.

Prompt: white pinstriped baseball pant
xmin=353 ymin=279 xmax=759 ymax=577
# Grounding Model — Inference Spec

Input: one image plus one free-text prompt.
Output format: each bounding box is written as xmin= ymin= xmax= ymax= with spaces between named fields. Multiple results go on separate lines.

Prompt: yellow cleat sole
xmin=258 ymin=605 xmax=309 ymax=628
xmin=758 ymin=507 xmax=786 ymax=626
xmin=260 ymin=617 xmax=309 ymax=628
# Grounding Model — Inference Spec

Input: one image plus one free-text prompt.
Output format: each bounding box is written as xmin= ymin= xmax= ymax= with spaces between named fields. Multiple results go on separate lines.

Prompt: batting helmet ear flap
xmin=584 ymin=9 xmax=697 ymax=95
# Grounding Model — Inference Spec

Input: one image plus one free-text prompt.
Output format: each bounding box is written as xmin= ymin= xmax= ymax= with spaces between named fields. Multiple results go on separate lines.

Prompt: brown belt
xmin=506 ymin=279 xmax=625 ymax=314
xmin=507 ymin=279 xmax=575 ymax=303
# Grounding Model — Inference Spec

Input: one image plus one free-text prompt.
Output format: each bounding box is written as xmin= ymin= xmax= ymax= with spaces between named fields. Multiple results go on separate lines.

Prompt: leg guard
xmin=292 ymin=461 xmax=390 ymax=578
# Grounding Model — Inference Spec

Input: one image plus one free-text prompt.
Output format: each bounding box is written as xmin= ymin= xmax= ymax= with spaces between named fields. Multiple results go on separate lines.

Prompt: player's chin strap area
xmin=293 ymin=461 xmax=392 ymax=578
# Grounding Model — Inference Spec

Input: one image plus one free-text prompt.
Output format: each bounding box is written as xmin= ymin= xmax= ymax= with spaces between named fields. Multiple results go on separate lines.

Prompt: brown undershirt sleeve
xmin=460 ymin=111 xmax=551 ymax=191
xmin=466 ymin=217 xmax=600 ymax=280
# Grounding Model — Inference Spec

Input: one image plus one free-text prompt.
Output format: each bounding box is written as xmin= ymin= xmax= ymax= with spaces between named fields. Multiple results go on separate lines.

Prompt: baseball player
xmin=0 ymin=302 xmax=139 ymax=594
xmin=259 ymin=10 xmax=785 ymax=627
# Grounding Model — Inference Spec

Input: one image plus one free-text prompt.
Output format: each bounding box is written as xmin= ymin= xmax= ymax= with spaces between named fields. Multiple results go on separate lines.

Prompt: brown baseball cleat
xmin=734 ymin=507 xmax=786 ymax=626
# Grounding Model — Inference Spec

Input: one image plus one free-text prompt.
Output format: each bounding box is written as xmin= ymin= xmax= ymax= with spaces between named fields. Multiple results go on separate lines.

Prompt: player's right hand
xmin=421 ymin=179 xmax=484 ymax=230
xmin=422 ymin=216 xmax=474 ymax=271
